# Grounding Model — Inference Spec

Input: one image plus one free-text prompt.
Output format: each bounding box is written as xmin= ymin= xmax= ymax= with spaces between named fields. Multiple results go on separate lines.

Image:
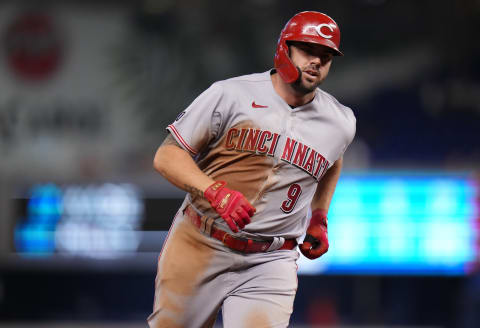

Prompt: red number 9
xmin=281 ymin=183 xmax=302 ymax=213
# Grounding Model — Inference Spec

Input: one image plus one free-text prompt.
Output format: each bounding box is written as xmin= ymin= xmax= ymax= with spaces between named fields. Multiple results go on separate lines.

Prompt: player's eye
xmin=321 ymin=54 xmax=333 ymax=63
xmin=296 ymin=44 xmax=313 ymax=54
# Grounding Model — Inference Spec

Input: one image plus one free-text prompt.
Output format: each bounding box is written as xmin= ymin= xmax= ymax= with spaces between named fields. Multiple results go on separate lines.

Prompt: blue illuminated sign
xmin=14 ymin=184 xmax=62 ymax=255
xmin=14 ymin=183 xmax=144 ymax=258
xmin=298 ymin=172 xmax=478 ymax=275
xmin=15 ymin=174 xmax=478 ymax=275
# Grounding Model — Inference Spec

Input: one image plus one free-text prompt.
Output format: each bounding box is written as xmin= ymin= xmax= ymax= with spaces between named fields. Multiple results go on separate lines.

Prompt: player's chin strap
xmin=266 ymin=236 xmax=287 ymax=252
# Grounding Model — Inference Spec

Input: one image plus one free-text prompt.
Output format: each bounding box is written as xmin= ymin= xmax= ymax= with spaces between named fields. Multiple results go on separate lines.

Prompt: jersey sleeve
xmin=167 ymin=82 xmax=225 ymax=156
xmin=339 ymin=106 xmax=357 ymax=157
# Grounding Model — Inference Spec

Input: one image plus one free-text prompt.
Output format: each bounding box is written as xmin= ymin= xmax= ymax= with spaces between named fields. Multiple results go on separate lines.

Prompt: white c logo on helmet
xmin=315 ymin=23 xmax=335 ymax=39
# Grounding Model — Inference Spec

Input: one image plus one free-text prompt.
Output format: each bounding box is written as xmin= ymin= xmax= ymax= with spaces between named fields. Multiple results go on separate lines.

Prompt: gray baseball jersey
xmin=148 ymin=70 xmax=356 ymax=327
xmin=168 ymin=70 xmax=356 ymax=239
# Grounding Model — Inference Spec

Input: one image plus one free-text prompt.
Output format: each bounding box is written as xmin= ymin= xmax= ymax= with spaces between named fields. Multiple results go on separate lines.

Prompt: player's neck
xmin=271 ymin=73 xmax=315 ymax=108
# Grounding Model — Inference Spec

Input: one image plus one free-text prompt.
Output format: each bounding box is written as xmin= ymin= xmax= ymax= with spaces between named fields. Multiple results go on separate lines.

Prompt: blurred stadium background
xmin=0 ymin=0 xmax=479 ymax=327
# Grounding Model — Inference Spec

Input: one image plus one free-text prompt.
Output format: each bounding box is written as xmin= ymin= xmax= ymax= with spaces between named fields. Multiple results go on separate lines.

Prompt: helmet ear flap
xmin=274 ymin=41 xmax=300 ymax=84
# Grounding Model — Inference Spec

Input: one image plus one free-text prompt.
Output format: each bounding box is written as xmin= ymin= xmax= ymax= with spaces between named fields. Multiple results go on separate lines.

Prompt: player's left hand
xmin=299 ymin=209 xmax=329 ymax=260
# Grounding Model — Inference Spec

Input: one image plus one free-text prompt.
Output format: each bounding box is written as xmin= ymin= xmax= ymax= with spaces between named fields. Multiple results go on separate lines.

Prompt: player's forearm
xmin=153 ymin=144 xmax=215 ymax=197
xmin=310 ymin=157 xmax=343 ymax=212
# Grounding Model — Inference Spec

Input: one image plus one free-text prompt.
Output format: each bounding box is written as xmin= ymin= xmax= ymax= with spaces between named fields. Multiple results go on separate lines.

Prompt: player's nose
xmin=309 ymin=55 xmax=322 ymax=68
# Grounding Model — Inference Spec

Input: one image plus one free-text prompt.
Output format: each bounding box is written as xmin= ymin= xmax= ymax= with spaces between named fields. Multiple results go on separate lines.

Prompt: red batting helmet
xmin=274 ymin=11 xmax=343 ymax=83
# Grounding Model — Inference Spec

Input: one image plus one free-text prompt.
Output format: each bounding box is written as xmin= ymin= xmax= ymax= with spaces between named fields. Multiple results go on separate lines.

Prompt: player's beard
xmin=291 ymin=66 xmax=324 ymax=94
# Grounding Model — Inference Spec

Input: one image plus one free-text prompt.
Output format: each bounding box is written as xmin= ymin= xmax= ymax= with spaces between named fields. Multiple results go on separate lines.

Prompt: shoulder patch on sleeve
xmin=175 ymin=110 xmax=186 ymax=121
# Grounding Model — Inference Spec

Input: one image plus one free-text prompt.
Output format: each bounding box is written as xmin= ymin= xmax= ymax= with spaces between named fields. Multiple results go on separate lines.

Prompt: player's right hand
xmin=204 ymin=181 xmax=256 ymax=233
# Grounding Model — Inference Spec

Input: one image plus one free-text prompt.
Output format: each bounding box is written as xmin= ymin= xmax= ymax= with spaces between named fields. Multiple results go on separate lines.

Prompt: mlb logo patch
xmin=175 ymin=111 xmax=186 ymax=121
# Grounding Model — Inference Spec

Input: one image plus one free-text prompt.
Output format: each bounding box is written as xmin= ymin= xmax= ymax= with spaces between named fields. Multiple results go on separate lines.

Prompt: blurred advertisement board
xmin=7 ymin=172 xmax=480 ymax=276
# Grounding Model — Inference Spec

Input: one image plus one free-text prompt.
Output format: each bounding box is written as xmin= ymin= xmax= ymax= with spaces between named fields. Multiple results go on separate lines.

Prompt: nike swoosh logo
xmin=252 ymin=101 xmax=268 ymax=108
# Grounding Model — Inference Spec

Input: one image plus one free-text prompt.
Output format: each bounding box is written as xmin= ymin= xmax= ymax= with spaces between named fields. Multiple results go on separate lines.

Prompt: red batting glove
xmin=299 ymin=209 xmax=329 ymax=260
xmin=204 ymin=181 xmax=256 ymax=233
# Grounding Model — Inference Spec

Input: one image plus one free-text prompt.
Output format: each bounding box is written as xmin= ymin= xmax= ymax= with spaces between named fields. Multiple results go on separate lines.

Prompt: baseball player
xmin=148 ymin=11 xmax=356 ymax=328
